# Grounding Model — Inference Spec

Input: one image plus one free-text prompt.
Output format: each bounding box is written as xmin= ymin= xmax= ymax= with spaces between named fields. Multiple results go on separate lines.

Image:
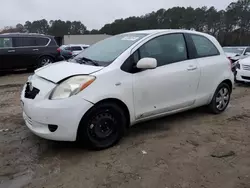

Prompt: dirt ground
xmin=0 ymin=73 xmax=250 ymax=188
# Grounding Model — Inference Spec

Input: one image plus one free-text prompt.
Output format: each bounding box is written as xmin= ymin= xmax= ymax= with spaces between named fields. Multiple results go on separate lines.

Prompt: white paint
xmin=236 ymin=56 xmax=250 ymax=83
xmin=136 ymin=57 xmax=157 ymax=69
xmin=21 ymin=29 xmax=234 ymax=142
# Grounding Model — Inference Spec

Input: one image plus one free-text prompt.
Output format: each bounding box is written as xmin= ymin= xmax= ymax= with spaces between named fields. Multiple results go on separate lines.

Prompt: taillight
xmin=57 ymin=48 xmax=61 ymax=52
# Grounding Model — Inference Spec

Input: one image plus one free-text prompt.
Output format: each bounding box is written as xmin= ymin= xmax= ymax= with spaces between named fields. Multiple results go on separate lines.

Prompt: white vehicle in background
xmin=21 ymin=29 xmax=234 ymax=150
xmin=223 ymin=46 xmax=250 ymax=62
xmin=70 ymin=44 xmax=90 ymax=56
xmin=59 ymin=44 xmax=90 ymax=58
xmin=235 ymin=56 xmax=250 ymax=83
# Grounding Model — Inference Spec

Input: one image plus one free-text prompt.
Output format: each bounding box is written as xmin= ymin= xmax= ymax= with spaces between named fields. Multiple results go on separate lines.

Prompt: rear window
xmin=64 ymin=46 xmax=71 ymax=51
xmin=71 ymin=46 xmax=82 ymax=51
xmin=0 ymin=38 xmax=12 ymax=48
xmin=35 ymin=37 xmax=49 ymax=46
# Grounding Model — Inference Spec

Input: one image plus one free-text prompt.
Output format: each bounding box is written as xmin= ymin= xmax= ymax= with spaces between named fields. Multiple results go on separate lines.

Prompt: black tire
xmin=77 ymin=102 xmax=127 ymax=150
xmin=208 ymin=83 xmax=231 ymax=114
xmin=38 ymin=56 xmax=54 ymax=68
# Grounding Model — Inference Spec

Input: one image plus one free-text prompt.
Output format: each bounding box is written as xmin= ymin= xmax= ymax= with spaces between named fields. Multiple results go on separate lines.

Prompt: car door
xmin=187 ymin=33 xmax=222 ymax=103
xmin=0 ymin=37 xmax=16 ymax=70
xmin=132 ymin=33 xmax=200 ymax=120
xmin=12 ymin=37 xmax=36 ymax=69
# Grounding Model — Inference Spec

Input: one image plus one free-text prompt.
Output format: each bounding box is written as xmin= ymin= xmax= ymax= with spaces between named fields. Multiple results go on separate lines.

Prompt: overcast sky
xmin=0 ymin=0 xmax=234 ymax=30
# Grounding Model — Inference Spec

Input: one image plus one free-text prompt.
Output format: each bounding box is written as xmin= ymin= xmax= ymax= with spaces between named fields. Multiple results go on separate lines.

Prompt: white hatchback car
xmin=21 ymin=29 xmax=234 ymax=149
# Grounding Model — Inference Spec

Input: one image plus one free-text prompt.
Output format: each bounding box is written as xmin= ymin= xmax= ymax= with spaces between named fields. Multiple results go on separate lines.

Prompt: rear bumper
xmin=55 ymin=55 xmax=64 ymax=62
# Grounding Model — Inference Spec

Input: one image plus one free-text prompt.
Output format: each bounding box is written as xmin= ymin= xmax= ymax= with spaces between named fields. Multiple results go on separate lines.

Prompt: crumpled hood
xmin=35 ymin=61 xmax=103 ymax=83
xmin=225 ymin=52 xmax=238 ymax=58
xmin=239 ymin=56 xmax=250 ymax=65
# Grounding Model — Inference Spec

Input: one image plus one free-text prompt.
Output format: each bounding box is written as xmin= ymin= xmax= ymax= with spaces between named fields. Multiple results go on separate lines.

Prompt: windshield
xmin=223 ymin=47 xmax=245 ymax=54
xmin=74 ymin=33 xmax=147 ymax=66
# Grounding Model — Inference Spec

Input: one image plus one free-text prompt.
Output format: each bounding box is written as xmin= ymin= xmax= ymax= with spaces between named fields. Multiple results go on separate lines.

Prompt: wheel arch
xmin=208 ymin=78 xmax=233 ymax=104
xmin=77 ymin=98 xmax=131 ymax=140
xmin=221 ymin=79 xmax=233 ymax=93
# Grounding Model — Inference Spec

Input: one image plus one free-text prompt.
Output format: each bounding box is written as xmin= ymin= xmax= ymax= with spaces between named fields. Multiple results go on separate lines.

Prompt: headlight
xmin=50 ymin=75 xmax=95 ymax=100
xmin=236 ymin=61 xmax=241 ymax=69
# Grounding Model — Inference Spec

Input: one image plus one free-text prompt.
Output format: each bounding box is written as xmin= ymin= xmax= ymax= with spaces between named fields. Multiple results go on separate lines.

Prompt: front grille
xmin=24 ymin=82 xmax=40 ymax=99
xmin=24 ymin=112 xmax=32 ymax=126
xmin=242 ymin=76 xmax=250 ymax=80
xmin=242 ymin=64 xmax=250 ymax=71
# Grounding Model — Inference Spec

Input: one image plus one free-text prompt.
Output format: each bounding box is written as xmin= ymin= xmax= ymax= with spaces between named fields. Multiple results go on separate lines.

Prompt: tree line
xmin=1 ymin=0 xmax=250 ymax=46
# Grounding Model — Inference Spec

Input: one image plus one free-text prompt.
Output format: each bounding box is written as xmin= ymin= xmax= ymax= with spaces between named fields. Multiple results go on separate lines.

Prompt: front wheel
xmin=77 ymin=102 xmax=127 ymax=150
xmin=208 ymin=83 xmax=231 ymax=114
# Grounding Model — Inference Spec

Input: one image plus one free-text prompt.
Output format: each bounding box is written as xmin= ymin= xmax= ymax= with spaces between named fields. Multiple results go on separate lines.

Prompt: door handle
xmin=8 ymin=50 xmax=15 ymax=53
xmin=187 ymin=65 xmax=197 ymax=71
xmin=32 ymin=49 xmax=39 ymax=51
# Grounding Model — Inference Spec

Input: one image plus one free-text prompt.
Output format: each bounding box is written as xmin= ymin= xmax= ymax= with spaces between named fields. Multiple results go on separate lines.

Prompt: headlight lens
xmin=236 ymin=61 xmax=241 ymax=69
xmin=50 ymin=75 xmax=95 ymax=100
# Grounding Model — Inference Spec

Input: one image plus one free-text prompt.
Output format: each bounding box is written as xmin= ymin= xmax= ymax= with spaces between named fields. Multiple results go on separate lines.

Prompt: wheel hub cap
xmin=216 ymin=87 xmax=229 ymax=110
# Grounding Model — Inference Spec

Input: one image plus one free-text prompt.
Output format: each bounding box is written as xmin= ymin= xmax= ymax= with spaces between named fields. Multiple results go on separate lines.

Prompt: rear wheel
xmin=77 ymin=102 xmax=127 ymax=150
xmin=38 ymin=56 xmax=54 ymax=68
xmin=208 ymin=83 xmax=231 ymax=114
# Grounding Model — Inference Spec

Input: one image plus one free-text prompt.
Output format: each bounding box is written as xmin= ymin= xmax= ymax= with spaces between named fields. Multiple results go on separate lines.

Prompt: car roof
xmin=124 ymin=29 xmax=211 ymax=36
xmin=0 ymin=33 xmax=54 ymax=38
xmin=62 ymin=44 xmax=89 ymax=46
xmin=223 ymin=46 xmax=249 ymax=48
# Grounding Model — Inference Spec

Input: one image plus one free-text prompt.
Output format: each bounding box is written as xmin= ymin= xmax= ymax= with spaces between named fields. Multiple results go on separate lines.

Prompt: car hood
xmin=225 ymin=52 xmax=238 ymax=58
xmin=239 ymin=56 xmax=250 ymax=65
xmin=35 ymin=61 xmax=104 ymax=83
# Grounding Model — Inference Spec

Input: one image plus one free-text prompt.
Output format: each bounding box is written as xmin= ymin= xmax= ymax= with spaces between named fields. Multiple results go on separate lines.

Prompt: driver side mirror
xmin=136 ymin=57 xmax=157 ymax=69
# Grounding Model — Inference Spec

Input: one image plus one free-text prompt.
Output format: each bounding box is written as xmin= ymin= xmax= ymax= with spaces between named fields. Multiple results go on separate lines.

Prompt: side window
xmin=13 ymin=37 xmax=36 ymax=47
xmin=0 ymin=38 xmax=13 ymax=48
xmin=71 ymin=46 xmax=82 ymax=51
xmin=139 ymin=34 xmax=187 ymax=67
xmin=35 ymin=37 xmax=49 ymax=46
xmin=190 ymin=34 xmax=219 ymax=58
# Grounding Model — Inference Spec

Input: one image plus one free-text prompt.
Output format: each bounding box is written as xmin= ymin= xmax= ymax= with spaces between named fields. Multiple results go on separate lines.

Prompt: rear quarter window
xmin=71 ymin=46 xmax=82 ymax=51
xmin=191 ymin=34 xmax=220 ymax=58
xmin=35 ymin=37 xmax=49 ymax=46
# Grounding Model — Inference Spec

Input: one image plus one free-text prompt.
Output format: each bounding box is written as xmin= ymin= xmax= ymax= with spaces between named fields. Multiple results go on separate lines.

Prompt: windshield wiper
xmin=79 ymin=57 xmax=99 ymax=66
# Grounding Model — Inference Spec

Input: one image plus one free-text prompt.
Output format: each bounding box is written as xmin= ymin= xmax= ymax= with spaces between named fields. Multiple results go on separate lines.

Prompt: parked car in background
xmin=0 ymin=33 xmax=63 ymax=71
xmin=235 ymin=56 xmax=250 ymax=83
xmin=58 ymin=44 xmax=89 ymax=60
xmin=223 ymin=46 xmax=250 ymax=62
xmin=223 ymin=46 xmax=250 ymax=72
xmin=21 ymin=29 xmax=233 ymax=150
